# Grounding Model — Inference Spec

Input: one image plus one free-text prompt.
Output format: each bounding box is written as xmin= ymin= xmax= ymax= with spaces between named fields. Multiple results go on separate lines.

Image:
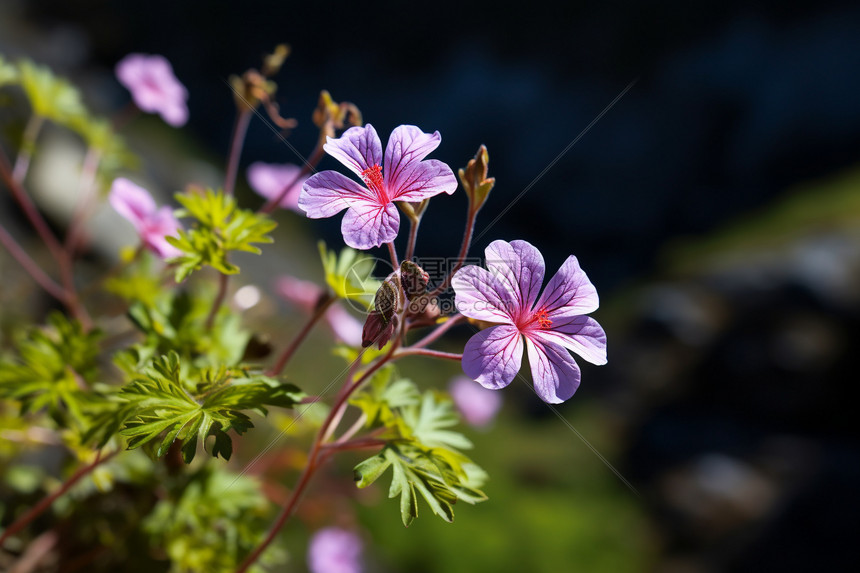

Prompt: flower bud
xmin=399 ymin=261 xmax=429 ymax=301
xmin=261 ymin=44 xmax=290 ymax=77
xmin=361 ymin=311 xmax=399 ymax=349
xmin=313 ymin=90 xmax=362 ymax=140
xmin=459 ymin=144 xmax=495 ymax=212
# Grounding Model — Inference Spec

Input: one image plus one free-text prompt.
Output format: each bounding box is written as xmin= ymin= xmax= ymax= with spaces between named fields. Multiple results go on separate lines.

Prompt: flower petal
xmin=449 ymin=375 xmax=503 ymax=428
xmin=452 ymin=265 xmax=517 ymax=324
xmin=462 ymin=325 xmax=523 ymax=390
xmin=340 ymin=201 xmax=399 ymax=250
xmin=528 ymin=316 xmax=608 ymax=365
xmin=383 ymin=125 xmax=441 ymax=191
xmin=299 ymin=170 xmax=374 ymax=218
xmin=525 ymin=337 xmax=581 ymax=403
xmin=142 ymin=206 xmax=183 ymax=259
xmin=109 ymin=177 xmax=157 ymax=229
xmin=323 ymin=124 xmax=383 ymax=179
xmin=247 ymin=162 xmax=306 ymax=210
xmin=484 ymin=240 xmax=545 ymax=317
xmin=388 ymin=159 xmax=457 ymax=202
xmin=536 ymin=255 xmax=599 ymax=317
xmin=324 ymin=304 xmax=363 ymax=347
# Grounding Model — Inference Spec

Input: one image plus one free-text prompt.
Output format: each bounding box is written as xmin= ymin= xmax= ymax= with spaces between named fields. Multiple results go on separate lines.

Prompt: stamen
xmin=360 ymin=164 xmax=387 ymax=202
xmin=534 ymin=307 xmax=552 ymax=329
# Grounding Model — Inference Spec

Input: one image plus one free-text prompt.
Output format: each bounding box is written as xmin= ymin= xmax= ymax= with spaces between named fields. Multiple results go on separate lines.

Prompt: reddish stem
xmin=265 ymin=296 xmax=336 ymax=377
xmin=0 ymin=223 xmax=69 ymax=303
xmin=224 ymin=108 xmax=252 ymax=196
xmin=204 ymin=272 xmax=230 ymax=332
xmin=237 ymin=344 xmax=398 ymax=573
xmin=259 ymin=145 xmax=324 ymax=215
xmin=0 ymin=450 xmax=118 ymax=549
xmin=430 ymin=206 xmax=478 ymax=298
xmin=393 ymin=347 xmax=462 ymax=361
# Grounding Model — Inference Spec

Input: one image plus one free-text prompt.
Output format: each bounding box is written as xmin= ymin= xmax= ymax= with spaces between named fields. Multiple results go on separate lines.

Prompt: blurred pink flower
xmin=307 ymin=527 xmax=363 ymax=573
xmin=276 ymin=276 xmax=362 ymax=346
xmin=116 ymin=53 xmax=188 ymax=127
xmin=246 ymin=162 xmax=307 ymax=211
xmin=109 ymin=177 xmax=182 ymax=259
xmin=449 ymin=375 xmax=503 ymax=428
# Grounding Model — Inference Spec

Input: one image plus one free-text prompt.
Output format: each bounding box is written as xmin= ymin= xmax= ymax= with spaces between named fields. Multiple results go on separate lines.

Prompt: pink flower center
xmin=534 ymin=307 xmax=552 ymax=329
xmin=360 ymin=164 xmax=388 ymax=203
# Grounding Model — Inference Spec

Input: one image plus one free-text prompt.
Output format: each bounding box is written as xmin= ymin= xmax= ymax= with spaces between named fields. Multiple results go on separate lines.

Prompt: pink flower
xmin=246 ymin=162 xmax=307 ymax=211
xmin=449 ymin=375 xmax=503 ymax=428
xmin=275 ymin=276 xmax=363 ymax=347
xmin=307 ymin=527 xmax=363 ymax=573
xmin=299 ymin=124 xmax=457 ymax=250
xmin=115 ymin=54 xmax=189 ymax=127
xmin=452 ymin=240 xmax=607 ymax=404
xmin=109 ymin=177 xmax=182 ymax=259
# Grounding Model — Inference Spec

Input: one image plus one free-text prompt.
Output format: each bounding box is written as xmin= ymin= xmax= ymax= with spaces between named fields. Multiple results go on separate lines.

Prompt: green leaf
xmin=319 ymin=241 xmax=380 ymax=306
xmin=168 ymin=189 xmax=276 ymax=281
xmin=0 ymin=312 xmax=103 ymax=429
xmin=17 ymin=59 xmax=88 ymax=126
xmin=0 ymin=55 xmax=18 ymax=87
xmin=349 ymin=367 xmax=420 ymax=427
xmin=117 ymin=353 xmax=303 ymax=463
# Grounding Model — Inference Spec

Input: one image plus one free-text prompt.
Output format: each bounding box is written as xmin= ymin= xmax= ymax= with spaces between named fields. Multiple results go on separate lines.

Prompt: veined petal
xmin=299 ymin=170 xmax=374 ymax=218
xmin=525 ymin=337 xmax=581 ymax=403
xmin=109 ymin=177 xmax=157 ymax=228
xmin=323 ymin=124 xmax=383 ymax=179
xmin=536 ymin=255 xmax=599 ymax=317
xmin=485 ymin=240 xmax=545 ymax=317
xmin=462 ymin=325 xmax=523 ymax=390
xmin=388 ymin=159 xmax=457 ymax=202
xmin=528 ymin=316 xmax=608 ymax=365
xmin=383 ymin=125 xmax=441 ymax=191
xmin=452 ymin=265 xmax=518 ymax=324
xmin=341 ymin=201 xmax=399 ymax=250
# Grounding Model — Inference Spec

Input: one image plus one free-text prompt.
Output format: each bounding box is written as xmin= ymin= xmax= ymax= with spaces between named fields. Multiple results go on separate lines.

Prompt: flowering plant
xmin=0 ymin=47 xmax=606 ymax=572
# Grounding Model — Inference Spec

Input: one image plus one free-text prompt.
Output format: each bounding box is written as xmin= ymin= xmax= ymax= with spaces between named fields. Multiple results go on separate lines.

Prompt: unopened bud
xmin=459 ymin=144 xmax=495 ymax=212
xmin=400 ymin=261 xmax=429 ymax=301
xmin=362 ymin=311 xmax=399 ymax=349
xmin=261 ymin=44 xmax=290 ymax=77
xmin=374 ymin=277 xmax=400 ymax=322
xmin=313 ymin=91 xmax=363 ymax=140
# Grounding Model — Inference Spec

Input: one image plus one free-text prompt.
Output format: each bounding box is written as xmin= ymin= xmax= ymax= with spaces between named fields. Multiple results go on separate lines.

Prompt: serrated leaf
xmin=17 ymin=59 xmax=87 ymax=126
xmin=117 ymin=353 xmax=302 ymax=463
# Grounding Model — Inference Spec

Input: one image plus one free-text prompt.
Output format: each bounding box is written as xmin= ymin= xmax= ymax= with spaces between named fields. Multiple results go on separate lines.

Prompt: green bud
xmin=459 ymin=144 xmax=495 ymax=212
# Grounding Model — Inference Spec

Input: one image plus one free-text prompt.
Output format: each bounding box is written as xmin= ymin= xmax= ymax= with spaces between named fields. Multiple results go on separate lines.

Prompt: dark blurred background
xmin=2 ymin=0 xmax=860 ymax=570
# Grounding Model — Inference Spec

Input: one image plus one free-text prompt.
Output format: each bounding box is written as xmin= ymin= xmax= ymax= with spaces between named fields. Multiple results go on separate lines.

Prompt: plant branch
xmin=430 ymin=206 xmax=478 ymax=297
xmin=265 ymin=296 xmax=336 ymax=376
xmin=0 ymin=223 xmax=69 ymax=303
xmin=224 ymin=108 xmax=252 ymax=196
xmin=204 ymin=272 xmax=230 ymax=332
xmin=392 ymin=347 xmax=463 ymax=361
xmin=386 ymin=241 xmax=399 ymax=269
xmin=0 ymin=450 xmax=118 ymax=549
xmin=12 ymin=114 xmax=44 ymax=184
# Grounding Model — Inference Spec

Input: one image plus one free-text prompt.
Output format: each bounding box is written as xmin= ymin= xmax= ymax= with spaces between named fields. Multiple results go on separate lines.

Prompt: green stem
xmin=12 ymin=114 xmax=44 ymax=184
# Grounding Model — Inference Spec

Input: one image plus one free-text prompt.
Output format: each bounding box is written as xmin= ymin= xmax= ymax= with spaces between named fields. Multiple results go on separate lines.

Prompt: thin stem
xmin=224 ymin=108 xmax=252 ymax=196
xmin=0 ymin=146 xmax=90 ymax=327
xmin=321 ymin=436 xmax=386 ymax=453
xmin=259 ymin=145 xmax=325 ymax=215
xmin=332 ymin=412 xmax=368 ymax=445
xmin=65 ymin=147 xmax=101 ymax=256
xmin=404 ymin=215 xmax=420 ymax=261
xmin=204 ymin=273 xmax=230 ymax=332
xmin=12 ymin=114 xmax=45 ymax=184
xmin=265 ymin=296 xmax=336 ymax=376
xmin=0 ymin=223 xmax=69 ymax=303
xmin=392 ymin=347 xmax=463 ymax=361
xmin=408 ymin=314 xmax=464 ymax=348
xmin=386 ymin=241 xmax=399 ymax=269
xmin=237 ymin=344 xmax=398 ymax=573
xmin=430 ymin=206 xmax=478 ymax=298
xmin=0 ymin=450 xmax=118 ymax=548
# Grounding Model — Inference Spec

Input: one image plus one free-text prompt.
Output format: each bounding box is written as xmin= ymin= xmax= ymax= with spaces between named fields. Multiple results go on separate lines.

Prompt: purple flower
xmin=299 ymin=124 xmax=457 ymax=250
xmin=307 ymin=527 xmax=364 ymax=573
xmin=449 ymin=375 xmax=503 ymax=428
xmin=109 ymin=177 xmax=182 ymax=259
xmin=275 ymin=276 xmax=363 ymax=347
xmin=115 ymin=54 xmax=189 ymax=127
xmin=246 ymin=162 xmax=307 ymax=211
xmin=452 ymin=240 xmax=607 ymax=404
